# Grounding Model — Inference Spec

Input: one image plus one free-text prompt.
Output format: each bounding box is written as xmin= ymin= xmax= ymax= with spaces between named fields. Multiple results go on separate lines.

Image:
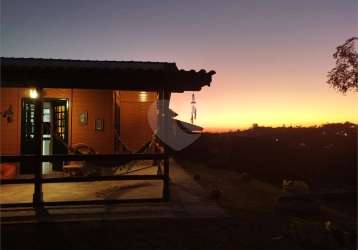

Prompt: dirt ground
xmin=1 ymin=160 xmax=356 ymax=250
xmin=179 ymin=161 xmax=357 ymax=250
xmin=0 ymin=217 xmax=304 ymax=250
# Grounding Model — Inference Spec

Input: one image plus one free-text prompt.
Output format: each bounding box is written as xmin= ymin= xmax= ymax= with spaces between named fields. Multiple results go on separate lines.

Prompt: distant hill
xmin=175 ymin=123 xmax=357 ymax=190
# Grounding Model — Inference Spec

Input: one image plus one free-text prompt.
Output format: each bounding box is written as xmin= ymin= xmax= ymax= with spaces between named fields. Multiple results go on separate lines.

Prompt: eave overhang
xmin=0 ymin=57 xmax=215 ymax=93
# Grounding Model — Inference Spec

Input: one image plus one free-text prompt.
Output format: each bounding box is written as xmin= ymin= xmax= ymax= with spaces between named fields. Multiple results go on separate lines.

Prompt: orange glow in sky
xmin=2 ymin=0 xmax=357 ymax=131
xmin=171 ymin=61 xmax=358 ymax=131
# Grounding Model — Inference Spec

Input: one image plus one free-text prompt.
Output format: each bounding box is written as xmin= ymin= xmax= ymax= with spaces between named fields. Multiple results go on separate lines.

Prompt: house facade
xmin=0 ymin=57 xmax=214 ymax=177
xmin=0 ymin=88 xmax=158 ymax=154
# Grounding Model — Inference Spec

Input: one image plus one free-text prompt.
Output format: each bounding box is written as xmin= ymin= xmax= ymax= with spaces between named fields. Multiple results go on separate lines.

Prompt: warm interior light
xmin=139 ymin=91 xmax=148 ymax=102
xmin=29 ymin=88 xmax=39 ymax=99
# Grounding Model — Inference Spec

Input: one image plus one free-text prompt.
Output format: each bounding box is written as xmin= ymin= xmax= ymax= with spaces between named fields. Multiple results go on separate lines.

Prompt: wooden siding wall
xmin=0 ymin=88 xmax=19 ymax=155
xmin=71 ymin=89 xmax=114 ymax=153
xmin=119 ymin=91 xmax=157 ymax=151
xmin=0 ymin=88 xmax=114 ymax=156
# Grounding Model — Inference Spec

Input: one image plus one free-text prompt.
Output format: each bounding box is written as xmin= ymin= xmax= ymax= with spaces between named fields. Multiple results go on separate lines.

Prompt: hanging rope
xmin=191 ymin=92 xmax=197 ymax=124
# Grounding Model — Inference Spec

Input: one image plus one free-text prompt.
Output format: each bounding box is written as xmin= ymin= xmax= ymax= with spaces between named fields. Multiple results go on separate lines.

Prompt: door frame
xmin=20 ymin=98 xmax=69 ymax=173
xmin=48 ymin=98 xmax=69 ymax=146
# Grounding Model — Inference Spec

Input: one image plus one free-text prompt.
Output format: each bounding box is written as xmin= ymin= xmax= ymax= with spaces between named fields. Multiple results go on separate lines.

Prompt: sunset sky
xmin=2 ymin=0 xmax=357 ymax=131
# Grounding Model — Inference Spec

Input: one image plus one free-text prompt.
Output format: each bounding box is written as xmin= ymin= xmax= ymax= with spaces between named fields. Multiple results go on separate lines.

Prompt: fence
xmin=0 ymin=153 xmax=170 ymax=208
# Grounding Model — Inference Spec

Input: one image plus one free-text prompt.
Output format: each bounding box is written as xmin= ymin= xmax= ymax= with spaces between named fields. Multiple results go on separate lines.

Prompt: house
xmin=0 ymin=57 xmax=214 ymax=177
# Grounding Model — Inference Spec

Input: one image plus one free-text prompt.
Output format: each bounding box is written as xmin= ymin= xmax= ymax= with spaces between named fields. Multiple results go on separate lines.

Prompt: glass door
xmin=20 ymin=98 xmax=37 ymax=174
xmin=42 ymin=102 xmax=52 ymax=174
xmin=51 ymin=100 xmax=69 ymax=171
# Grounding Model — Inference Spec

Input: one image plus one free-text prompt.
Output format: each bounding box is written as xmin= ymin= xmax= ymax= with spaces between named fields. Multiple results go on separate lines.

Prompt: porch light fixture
xmin=139 ymin=91 xmax=148 ymax=102
xmin=29 ymin=88 xmax=39 ymax=99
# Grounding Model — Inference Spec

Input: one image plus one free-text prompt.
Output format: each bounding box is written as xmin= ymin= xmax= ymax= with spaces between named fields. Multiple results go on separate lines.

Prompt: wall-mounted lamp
xmin=139 ymin=91 xmax=148 ymax=102
xmin=29 ymin=88 xmax=39 ymax=99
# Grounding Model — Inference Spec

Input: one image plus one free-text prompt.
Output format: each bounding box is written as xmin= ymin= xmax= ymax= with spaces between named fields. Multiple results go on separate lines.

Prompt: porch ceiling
xmin=0 ymin=57 xmax=215 ymax=92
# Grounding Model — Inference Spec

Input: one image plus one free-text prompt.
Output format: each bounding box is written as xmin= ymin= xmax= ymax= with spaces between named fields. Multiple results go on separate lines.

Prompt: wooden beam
xmin=33 ymin=90 xmax=43 ymax=208
xmin=0 ymin=198 xmax=165 ymax=208
xmin=163 ymin=155 xmax=170 ymax=201
xmin=41 ymin=175 xmax=164 ymax=183
xmin=0 ymin=175 xmax=164 ymax=185
xmin=0 ymin=153 xmax=166 ymax=163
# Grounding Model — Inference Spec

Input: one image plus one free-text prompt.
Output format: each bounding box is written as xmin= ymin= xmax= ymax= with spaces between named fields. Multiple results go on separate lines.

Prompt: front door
xmin=21 ymin=98 xmax=69 ymax=174
xmin=51 ymin=100 xmax=68 ymax=171
xmin=20 ymin=99 xmax=37 ymax=174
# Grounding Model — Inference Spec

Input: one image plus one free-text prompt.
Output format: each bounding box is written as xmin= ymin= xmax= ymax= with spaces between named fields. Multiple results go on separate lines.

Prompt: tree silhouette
xmin=327 ymin=37 xmax=358 ymax=93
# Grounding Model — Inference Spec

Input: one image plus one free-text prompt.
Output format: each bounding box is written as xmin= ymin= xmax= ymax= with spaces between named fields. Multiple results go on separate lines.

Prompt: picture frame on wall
xmin=95 ymin=118 xmax=104 ymax=131
xmin=79 ymin=112 xmax=88 ymax=125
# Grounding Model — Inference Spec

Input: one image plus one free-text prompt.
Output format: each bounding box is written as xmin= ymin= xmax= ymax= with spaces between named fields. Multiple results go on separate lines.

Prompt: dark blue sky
xmin=2 ymin=0 xmax=357 ymax=129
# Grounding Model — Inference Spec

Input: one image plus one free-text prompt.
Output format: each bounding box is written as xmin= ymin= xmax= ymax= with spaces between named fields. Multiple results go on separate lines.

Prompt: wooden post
xmin=163 ymin=154 xmax=170 ymax=201
xmin=33 ymin=88 xmax=43 ymax=208
xmin=157 ymin=90 xmax=171 ymax=201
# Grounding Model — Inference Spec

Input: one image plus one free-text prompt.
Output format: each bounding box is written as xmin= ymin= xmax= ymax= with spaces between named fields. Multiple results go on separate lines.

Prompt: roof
xmin=1 ymin=57 xmax=177 ymax=71
xmin=168 ymin=109 xmax=178 ymax=117
xmin=0 ymin=57 xmax=215 ymax=92
xmin=175 ymin=119 xmax=203 ymax=133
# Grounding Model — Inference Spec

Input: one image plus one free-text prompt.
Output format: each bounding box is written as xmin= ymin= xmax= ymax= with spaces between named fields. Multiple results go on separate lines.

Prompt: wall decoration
xmin=95 ymin=118 xmax=104 ymax=131
xmin=1 ymin=105 xmax=14 ymax=123
xmin=79 ymin=112 xmax=88 ymax=125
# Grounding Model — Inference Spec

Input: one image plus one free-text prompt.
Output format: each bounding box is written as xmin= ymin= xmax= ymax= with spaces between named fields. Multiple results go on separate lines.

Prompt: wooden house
xmin=0 ymin=57 xmax=214 ymax=177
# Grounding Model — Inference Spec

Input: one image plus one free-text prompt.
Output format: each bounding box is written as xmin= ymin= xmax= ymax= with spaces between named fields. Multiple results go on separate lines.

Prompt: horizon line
xmin=202 ymin=121 xmax=357 ymax=132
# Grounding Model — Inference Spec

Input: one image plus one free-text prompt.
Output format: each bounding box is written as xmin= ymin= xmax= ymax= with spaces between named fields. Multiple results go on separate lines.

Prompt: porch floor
xmin=1 ymin=162 xmax=163 ymax=204
xmin=0 ymin=160 xmax=226 ymax=223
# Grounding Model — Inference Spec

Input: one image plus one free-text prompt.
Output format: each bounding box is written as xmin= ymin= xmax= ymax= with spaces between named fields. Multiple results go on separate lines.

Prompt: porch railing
xmin=0 ymin=153 xmax=170 ymax=208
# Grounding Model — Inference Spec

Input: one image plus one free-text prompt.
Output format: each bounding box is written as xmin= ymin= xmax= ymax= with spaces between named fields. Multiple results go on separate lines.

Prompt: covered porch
xmin=0 ymin=57 xmax=215 ymax=208
xmin=0 ymin=160 xmax=226 ymax=222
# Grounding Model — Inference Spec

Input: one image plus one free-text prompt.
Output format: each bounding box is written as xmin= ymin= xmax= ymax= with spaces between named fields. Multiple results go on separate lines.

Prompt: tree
xmin=327 ymin=37 xmax=358 ymax=93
